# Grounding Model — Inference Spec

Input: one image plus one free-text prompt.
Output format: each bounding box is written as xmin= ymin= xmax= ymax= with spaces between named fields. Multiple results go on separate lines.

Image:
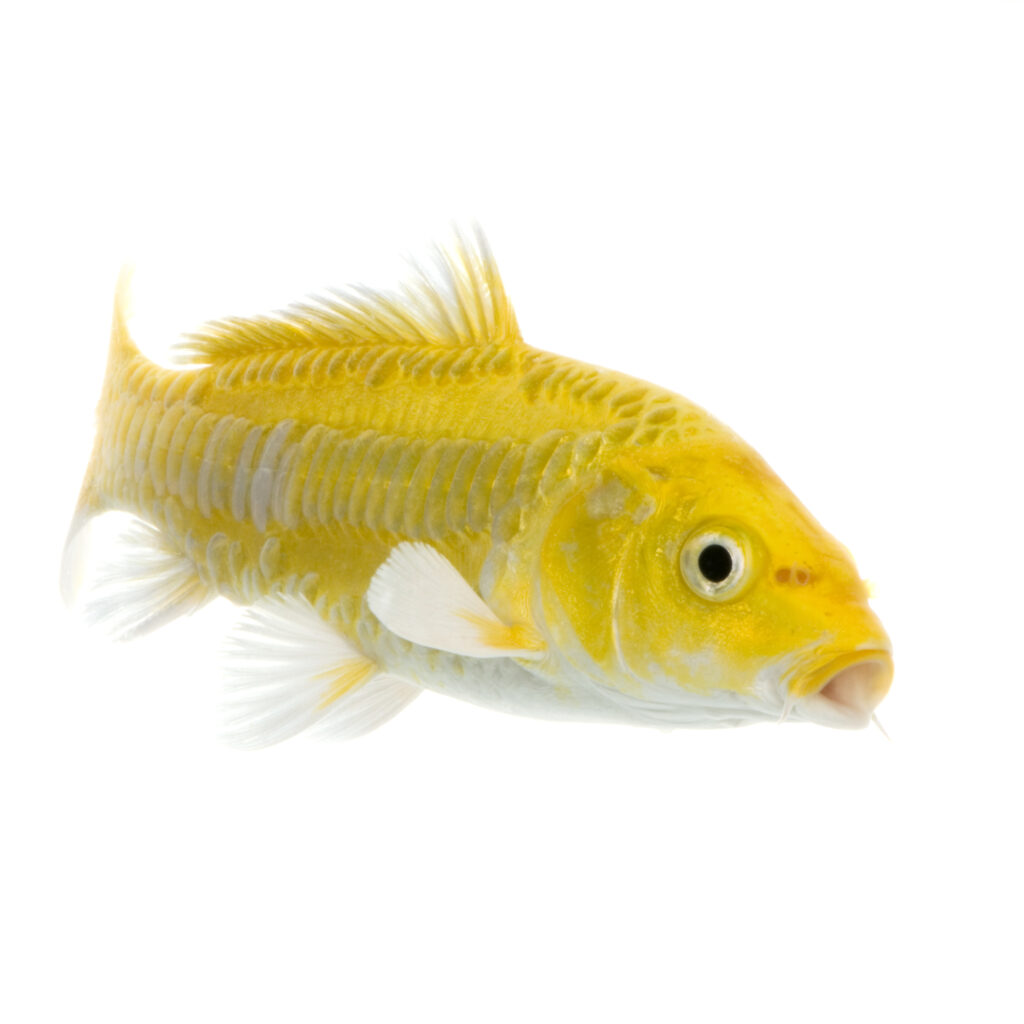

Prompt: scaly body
xmin=64 ymin=229 xmax=893 ymax=743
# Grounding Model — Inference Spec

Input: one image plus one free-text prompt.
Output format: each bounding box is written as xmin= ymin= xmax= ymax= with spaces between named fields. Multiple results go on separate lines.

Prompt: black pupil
xmin=698 ymin=543 xmax=733 ymax=584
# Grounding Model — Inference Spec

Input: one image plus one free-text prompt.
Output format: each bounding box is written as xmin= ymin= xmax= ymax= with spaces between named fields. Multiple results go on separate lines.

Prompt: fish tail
xmin=107 ymin=264 xmax=139 ymax=365
xmin=60 ymin=266 xmax=140 ymax=605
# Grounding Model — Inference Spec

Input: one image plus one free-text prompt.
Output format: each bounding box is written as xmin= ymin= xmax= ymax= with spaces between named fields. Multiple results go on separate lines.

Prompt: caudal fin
xmin=60 ymin=266 xmax=140 ymax=606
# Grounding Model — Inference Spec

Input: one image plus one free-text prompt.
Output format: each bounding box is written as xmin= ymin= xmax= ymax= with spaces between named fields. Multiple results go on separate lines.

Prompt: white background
xmin=3 ymin=2 xmax=1022 ymax=1021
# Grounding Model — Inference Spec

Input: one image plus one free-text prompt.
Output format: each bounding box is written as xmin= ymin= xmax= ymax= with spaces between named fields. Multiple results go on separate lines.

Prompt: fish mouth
xmin=792 ymin=650 xmax=894 ymax=729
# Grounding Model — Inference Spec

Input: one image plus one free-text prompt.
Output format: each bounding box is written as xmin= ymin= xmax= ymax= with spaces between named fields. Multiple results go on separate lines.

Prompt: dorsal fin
xmin=176 ymin=225 xmax=522 ymax=365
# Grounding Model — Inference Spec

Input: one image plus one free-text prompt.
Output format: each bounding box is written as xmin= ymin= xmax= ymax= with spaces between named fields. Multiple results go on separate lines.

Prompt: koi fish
xmin=62 ymin=228 xmax=893 ymax=745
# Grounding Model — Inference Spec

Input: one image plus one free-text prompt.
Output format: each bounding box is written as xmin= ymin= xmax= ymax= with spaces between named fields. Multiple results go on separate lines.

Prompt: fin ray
xmin=71 ymin=516 xmax=213 ymax=641
xmin=367 ymin=542 xmax=544 ymax=660
xmin=177 ymin=225 xmax=521 ymax=365
xmin=222 ymin=594 xmax=419 ymax=748
xmin=312 ymin=673 xmax=421 ymax=741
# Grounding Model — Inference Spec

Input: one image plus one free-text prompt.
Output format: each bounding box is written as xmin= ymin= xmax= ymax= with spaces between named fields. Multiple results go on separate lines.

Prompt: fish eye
xmin=680 ymin=529 xmax=749 ymax=600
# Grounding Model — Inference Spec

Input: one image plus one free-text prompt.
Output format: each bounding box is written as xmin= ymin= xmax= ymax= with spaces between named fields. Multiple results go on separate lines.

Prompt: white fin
xmin=367 ymin=542 xmax=545 ymax=660
xmin=312 ymin=673 xmax=422 ymax=741
xmin=73 ymin=516 xmax=213 ymax=640
xmin=60 ymin=509 xmax=94 ymax=608
xmin=177 ymin=224 xmax=521 ymax=364
xmin=222 ymin=594 xmax=419 ymax=748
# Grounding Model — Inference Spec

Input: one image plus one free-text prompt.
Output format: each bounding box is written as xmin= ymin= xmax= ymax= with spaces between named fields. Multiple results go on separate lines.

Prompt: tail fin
xmin=60 ymin=266 xmax=140 ymax=605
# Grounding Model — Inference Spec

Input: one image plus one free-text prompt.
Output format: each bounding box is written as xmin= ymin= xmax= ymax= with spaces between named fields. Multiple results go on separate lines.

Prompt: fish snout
xmin=794 ymin=650 xmax=894 ymax=729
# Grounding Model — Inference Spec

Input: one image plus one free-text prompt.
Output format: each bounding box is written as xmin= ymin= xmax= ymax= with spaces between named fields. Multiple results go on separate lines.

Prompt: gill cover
xmin=538 ymin=465 xmax=660 ymax=682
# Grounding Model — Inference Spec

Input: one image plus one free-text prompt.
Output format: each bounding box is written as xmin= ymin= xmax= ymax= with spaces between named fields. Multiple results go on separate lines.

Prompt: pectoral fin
xmin=367 ymin=542 xmax=544 ymax=660
xmin=222 ymin=594 xmax=420 ymax=747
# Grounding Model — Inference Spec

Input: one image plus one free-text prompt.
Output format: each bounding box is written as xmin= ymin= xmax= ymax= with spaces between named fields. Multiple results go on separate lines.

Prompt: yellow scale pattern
xmin=64 ymin=234 xmax=895 ymax=737
xmin=94 ymin=344 xmax=691 ymax=611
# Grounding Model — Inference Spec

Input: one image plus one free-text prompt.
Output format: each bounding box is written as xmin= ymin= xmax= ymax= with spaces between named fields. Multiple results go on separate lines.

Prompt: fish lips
xmin=792 ymin=650 xmax=894 ymax=729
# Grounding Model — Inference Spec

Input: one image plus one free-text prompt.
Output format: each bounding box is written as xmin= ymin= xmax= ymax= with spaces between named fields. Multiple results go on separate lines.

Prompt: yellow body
xmin=65 ymin=230 xmax=892 ymax=739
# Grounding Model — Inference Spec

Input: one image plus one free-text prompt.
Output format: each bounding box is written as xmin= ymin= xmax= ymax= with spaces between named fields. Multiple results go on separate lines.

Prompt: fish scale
xmin=192 ymin=330 xmax=692 ymax=446
xmin=90 ymin=349 xmax=614 ymax=607
xmin=64 ymin=229 xmax=893 ymax=744
xmin=92 ymin=285 xmax=690 ymax=599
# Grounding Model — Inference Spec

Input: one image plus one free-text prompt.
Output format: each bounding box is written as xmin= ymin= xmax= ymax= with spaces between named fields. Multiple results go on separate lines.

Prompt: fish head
xmin=537 ymin=436 xmax=892 ymax=728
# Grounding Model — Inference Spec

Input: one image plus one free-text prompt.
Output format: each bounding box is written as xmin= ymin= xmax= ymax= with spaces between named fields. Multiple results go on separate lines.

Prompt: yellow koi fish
xmin=62 ymin=228 xmax=892 ymax=745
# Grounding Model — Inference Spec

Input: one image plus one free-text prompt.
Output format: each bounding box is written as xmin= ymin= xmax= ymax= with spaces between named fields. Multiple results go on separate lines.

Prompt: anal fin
xmin=222 ymin=594 xmax=420 ymax=748
xmin=71 ymin=515 xmax=213 ymax=641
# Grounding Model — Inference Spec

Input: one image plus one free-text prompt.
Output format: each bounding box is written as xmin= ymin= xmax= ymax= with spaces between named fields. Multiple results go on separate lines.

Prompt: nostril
xmin=774 ymin=565 xmax=812 ymax=585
